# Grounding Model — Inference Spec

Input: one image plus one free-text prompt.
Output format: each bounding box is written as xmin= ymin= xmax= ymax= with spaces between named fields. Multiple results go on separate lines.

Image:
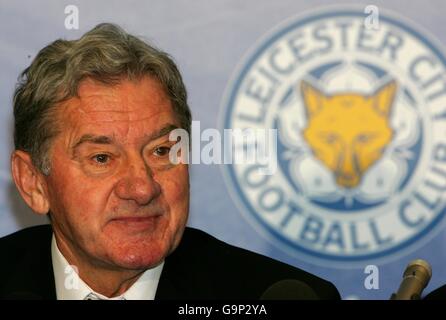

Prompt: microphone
xmin=391 ymin=259 xmax=432 ymax=300
xmin=260 ymin=279 xmax=319 ymax=300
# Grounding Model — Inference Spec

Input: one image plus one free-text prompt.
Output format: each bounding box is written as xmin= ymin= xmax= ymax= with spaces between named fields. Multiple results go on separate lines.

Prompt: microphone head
xmin=404 ymin=259 xmax=432 ymax=280
xmin=260 ymin=279 xmax=319 ymax=300
xmin=392 ymin=259 xmax=432 ymax=300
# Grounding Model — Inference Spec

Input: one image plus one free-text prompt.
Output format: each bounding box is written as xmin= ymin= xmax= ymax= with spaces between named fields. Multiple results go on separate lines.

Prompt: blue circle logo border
xmin=220 ymin=8 xmax=446 ymax=265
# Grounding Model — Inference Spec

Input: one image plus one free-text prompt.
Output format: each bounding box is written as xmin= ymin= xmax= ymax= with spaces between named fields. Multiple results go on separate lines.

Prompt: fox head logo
xmin=301 ymin=80 xmax=397 ymax=189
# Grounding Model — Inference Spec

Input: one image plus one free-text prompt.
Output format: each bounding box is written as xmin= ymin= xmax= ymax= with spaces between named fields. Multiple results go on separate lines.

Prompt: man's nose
xmin=114 ymin=157 xmax=161 ymax=205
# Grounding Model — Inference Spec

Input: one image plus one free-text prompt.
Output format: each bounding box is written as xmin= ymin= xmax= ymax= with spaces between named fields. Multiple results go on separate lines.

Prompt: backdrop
xmin=1 ymin=0 xmax=446 ymax=299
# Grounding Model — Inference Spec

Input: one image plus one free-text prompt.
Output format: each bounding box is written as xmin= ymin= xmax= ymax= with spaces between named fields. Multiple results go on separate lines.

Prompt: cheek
xmin=47 ymin=160 xmax=111 ymax=227
xmin=158 ymin=166 xmax=189 ymax=215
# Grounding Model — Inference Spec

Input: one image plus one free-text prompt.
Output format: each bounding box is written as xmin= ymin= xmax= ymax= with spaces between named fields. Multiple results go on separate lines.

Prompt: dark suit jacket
xmin=0 ymin=224 xmax=340 ymax=299
xmin=424 ymin=285 xmax=446 ymax=300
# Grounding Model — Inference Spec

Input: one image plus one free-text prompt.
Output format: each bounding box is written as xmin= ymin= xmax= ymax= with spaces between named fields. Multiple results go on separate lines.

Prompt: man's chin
xmin=101 ymin=221 xmax=185 ymax=270
xmin=110 ymin=246 xmax=167 ymax=270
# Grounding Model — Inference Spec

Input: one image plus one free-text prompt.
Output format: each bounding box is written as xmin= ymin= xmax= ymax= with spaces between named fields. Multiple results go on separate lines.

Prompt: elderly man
xmin=0 ymin=23 xmax=339 ymax=300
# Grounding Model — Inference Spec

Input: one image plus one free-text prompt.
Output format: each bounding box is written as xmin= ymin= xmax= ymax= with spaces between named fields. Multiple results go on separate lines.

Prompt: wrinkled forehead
xmin=77 ymin=77 xmax=169 ymax=115
xmin=56 ymin=77 xmax=178 ymax=144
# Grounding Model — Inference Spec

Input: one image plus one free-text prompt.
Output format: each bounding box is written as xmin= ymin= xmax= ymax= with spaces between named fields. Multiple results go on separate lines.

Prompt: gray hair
xmin=13 ymin=23 xmax=191 ymax=175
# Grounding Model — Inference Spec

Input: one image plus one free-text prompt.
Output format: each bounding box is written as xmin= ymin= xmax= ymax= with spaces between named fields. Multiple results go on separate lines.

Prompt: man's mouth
xmin=110 ymin=215 xmax=163 ymax=231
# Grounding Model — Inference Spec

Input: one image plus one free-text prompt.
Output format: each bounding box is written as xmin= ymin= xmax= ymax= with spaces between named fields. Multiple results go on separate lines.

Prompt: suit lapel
xmin=155 ymin=247 xmax=189 ymax=299
xmin=155 ymin=228 xmax=195 ymax=300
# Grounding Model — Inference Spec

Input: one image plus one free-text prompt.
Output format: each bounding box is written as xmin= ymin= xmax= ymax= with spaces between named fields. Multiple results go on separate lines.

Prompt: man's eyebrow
xmin=71 ymin=124 xmax=180 ymax=150
xmin=147 ymin=124 xmax=179 ymax=142
xmin=72 ymin=135 xmax=114 ymax=150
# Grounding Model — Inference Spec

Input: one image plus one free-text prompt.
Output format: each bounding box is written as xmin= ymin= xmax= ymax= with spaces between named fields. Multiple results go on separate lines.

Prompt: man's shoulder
xmin=0 ymin=224 xmax=52 ymax=271
xmin=171 ymin=227 xmax=340 ymax=299
xmin=424 ymin=284 xmax=446 ymax=300
xmin=0 ymin=224 xmax=55 ymax=299
xmin=0 ymin=224 xmax=52 ymax=253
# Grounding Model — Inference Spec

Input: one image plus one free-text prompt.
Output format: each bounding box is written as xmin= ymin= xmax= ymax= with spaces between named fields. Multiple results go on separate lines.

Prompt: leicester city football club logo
xmin=220 ymin=7 xmax=446 ymax=266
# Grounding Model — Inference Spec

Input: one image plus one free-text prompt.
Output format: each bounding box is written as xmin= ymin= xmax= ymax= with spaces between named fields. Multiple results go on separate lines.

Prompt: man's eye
xmin=153 ymin=146 xmax=171 ymax=157
xmin=92 ymin=154 xmax=110 ymax=164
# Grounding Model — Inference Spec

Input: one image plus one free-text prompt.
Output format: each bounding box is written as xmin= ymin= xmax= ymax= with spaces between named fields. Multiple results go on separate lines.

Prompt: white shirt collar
xmin=51 ymin=235 xmax=164 ymax=300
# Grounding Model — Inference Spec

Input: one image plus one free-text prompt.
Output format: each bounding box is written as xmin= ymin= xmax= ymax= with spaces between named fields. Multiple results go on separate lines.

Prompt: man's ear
xmin=11 ymin=150 xmax=50 ymax=215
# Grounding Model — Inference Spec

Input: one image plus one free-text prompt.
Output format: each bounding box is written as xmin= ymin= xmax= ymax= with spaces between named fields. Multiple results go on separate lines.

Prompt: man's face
xmin=45 ymin=76 xmax=189 ymax=270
